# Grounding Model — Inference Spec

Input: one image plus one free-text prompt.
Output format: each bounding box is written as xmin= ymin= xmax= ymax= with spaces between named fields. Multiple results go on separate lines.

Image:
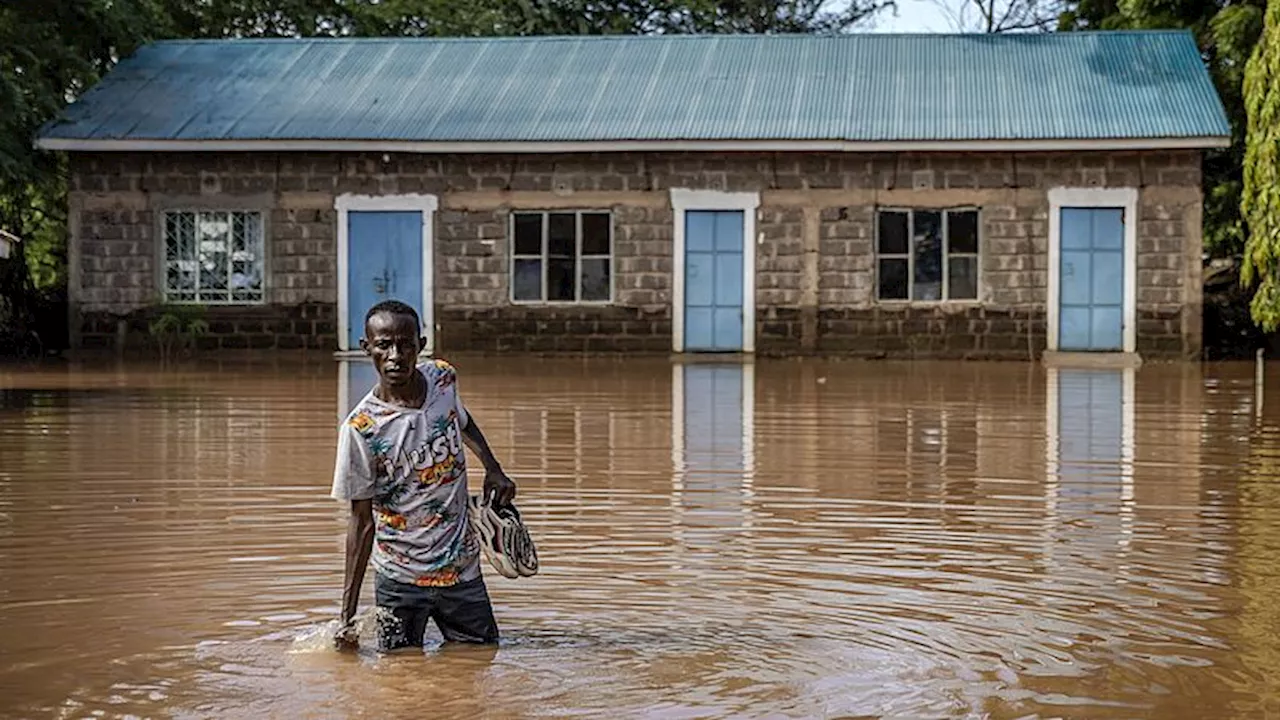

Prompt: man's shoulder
xmin=340 ymin=394 xmax=396 ymax=436
xmin=422 ymin=356 xmax=459 ymax=378
xmin=421 ymin=357 xmax=462 ymax=391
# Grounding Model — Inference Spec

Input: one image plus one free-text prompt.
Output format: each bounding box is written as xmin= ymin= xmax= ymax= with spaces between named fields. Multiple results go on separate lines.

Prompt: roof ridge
xmin=144 ymin=29 xmax=1196 ymax=46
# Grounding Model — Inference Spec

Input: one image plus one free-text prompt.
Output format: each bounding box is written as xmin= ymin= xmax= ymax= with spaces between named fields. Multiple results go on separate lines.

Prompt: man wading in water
xmin=332 ymin=299 xmax=516 ymax=651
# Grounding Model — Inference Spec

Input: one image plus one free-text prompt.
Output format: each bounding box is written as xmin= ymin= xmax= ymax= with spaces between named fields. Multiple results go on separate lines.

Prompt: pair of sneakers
xmin=468 ymin=494 xmax=538 ymax=579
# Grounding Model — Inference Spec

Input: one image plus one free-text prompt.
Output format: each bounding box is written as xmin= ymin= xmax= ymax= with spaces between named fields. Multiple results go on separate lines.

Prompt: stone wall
xmin=67 ymin=149 xmax=1204 ymax=358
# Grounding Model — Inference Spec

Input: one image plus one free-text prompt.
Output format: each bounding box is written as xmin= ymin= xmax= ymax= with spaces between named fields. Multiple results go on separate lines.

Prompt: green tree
xmin=1241 ymin=0 xmax=1280 ymax=330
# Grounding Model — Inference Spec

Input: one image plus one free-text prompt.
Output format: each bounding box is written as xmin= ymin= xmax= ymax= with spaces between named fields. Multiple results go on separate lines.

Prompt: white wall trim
xmin=334 ymin=193 xmax=440 ymax=354
xmin=1046 ymin=187 xmax=1139 ymax=353
xmin=669 ymin=189 xmax=760 ymax=353
xmin=36 ymin=136 xmax=1231 ymax=154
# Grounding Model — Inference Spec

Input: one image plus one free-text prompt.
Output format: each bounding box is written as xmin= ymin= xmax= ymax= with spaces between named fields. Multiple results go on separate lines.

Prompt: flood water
xmin=2 ymin=356 xmax=1280 ymax=719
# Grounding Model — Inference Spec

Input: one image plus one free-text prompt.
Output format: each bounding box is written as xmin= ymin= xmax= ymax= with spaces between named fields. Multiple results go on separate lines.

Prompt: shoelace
xmin=494 ymin=507 xmax=537 ymax=571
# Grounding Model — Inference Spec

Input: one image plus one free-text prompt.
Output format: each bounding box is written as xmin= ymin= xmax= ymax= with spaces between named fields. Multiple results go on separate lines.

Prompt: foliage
xmin=1241 ymin=0 xmax=1280 ymax=331
xmin=148 ymin=303 xmax=210 ymax=362
xmin=1058 ymin=0 xmax=1266 ymax=260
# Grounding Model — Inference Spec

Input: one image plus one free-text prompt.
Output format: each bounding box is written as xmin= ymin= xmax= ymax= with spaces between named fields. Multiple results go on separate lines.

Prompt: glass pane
xmin=947 ymin=210 xmax=979 ymax=254
xmin=548 ymin=213 xmax=575 ymax=257
xmin=513 ymin=259 xmax=542 ymax=301
xmin=165 ymin=212 xmax=195 ymax=263
xmin=197 ymin=211 xmax=231 ymax=302
xmin=878 ymin=211 xmax=908 ymax=255
xmin=912 ymin=210 xmax=943 ymax=301
xmin=547 ymin=258 xmax=575 ymax=301
xmin=948 ymin=256 xmax=978 ymax=300
xmin=878 ymin=258 xmax=908 ymax=300
xmin=231 ymin=212 xmax=263 ymax=300
xmin=513 ymin=214 xmax=542 ymax=255
xmin=580 ymin=258 xmax=610 ymax=301
xmin=582 ymin=213 xmax=610 ymax=255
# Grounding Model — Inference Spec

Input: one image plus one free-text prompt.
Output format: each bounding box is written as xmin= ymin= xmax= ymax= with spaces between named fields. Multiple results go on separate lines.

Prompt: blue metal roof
xmin=36 ymin=31 xmax=1231 ymax=147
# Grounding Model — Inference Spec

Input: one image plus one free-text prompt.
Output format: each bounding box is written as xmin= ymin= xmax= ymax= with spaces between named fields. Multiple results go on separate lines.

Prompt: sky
xmin=855 ymin=0 xmax=972 ymax=33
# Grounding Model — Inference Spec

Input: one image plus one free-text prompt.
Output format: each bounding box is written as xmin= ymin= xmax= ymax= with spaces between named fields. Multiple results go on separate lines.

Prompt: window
xmin=510 ymin=211 xmax=612 ymax=303
xmin=876 ymin=208 xmax=979 ymax=302
xmin=163 ymin=210 xmax=264 ymax=303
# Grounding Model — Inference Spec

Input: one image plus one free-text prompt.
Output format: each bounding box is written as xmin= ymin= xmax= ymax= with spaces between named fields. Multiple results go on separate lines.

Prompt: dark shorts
xmin=374 ymin=573 xmax=499 ymax=651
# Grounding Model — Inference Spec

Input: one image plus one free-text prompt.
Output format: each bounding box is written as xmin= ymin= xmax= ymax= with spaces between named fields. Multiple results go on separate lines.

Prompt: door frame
xmin=335 ymin=193 xmax=439 ymax=355
xmin=670 ymin=189 xmax=760 ymax=353
xmin=1047 ymin=187 xmax=1138 ymax=354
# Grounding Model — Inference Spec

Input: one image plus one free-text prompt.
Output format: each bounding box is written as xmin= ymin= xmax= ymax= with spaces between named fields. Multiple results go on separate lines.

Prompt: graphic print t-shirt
xmin=331 ymin=359 xmax=480 ymax=587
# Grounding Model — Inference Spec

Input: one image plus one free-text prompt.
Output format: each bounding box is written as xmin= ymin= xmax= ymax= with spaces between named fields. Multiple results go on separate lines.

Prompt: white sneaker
xmin=468 ymin=494 xmax=538 ymax=579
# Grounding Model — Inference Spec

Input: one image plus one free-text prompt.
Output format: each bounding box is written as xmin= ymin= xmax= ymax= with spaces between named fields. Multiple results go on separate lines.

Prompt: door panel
xmin=347 ymin=211 xmax=423 ymax=349
xmin=684 ymin=210 xmax=744 ymax=352
xmin=1058 ymin=207 xmax=1124 ymax=351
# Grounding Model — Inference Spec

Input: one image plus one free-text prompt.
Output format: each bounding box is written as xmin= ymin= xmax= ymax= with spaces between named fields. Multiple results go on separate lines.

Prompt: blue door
xmin=347 ymin=211 xmax=423 ymax=348
xmin=685 ymin=211 xmax=744 ymax=351
xmin=1059 ymin=208 xmax=1124 ymax=351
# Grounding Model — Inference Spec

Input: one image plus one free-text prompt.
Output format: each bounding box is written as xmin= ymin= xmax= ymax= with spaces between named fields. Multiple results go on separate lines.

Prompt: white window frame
xmin=874 ymin=206 xmax=981 ymax=304
xmin=1047 ymin=187 xmax=1139 ymax=354
xmin=670 ymin=188 xmax=760 ymax=353
xmin=508 ymin=210 xmax=615 ymax=305
xmin=160 ymin=208 xmax=267 ymax=305
xmin=335 ymin=193 xmax=439 ymax=356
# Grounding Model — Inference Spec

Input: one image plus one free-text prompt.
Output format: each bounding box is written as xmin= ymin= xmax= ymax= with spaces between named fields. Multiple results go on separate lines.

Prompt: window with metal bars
xmin=876 ymin=208 xmax=980 ymax=302
xmin=163 ymin=210 xmax=265 ymax=304
xmin=509 ymin=211 xmax=613 ymax=304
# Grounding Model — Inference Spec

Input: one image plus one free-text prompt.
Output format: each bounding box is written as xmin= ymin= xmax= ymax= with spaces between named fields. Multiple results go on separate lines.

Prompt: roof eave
xmin=34 ymin=136 xmax=1233 ymax=153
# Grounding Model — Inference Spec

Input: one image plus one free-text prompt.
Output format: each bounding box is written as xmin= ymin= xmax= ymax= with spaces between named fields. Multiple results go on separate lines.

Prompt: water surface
xmin=2 ymin=356 xmax=1279 ymax=719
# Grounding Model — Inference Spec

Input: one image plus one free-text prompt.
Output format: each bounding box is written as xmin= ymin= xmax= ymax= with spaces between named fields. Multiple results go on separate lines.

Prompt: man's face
xmin=360 ymin=311 xmax=424 ymax=387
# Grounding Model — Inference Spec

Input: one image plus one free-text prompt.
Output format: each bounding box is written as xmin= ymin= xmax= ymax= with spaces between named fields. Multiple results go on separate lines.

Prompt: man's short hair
xmin=365 ymin=299 xmax=420 ymax=330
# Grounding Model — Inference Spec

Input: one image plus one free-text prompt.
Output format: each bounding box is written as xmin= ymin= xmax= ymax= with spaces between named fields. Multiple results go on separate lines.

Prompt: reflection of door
xmin=1056 ymin=369 xmax=1123 ymax=505
xmin=1046 ymin=367 xmax=1135 ymax=563
xmin=338 ymin=360 xmax=379 ymax=421
xmin=1059 ymin=208 xmax=1124 ymax=351
xmin=683 ymin=364 xmax=745 ymax=477
xmin=684 ymin=211 xmax=744 ymax=352
xmin=673 ymin=362 xmax=753 ymax=533
xmin=347 ymin=211 xmax=423 ymax=348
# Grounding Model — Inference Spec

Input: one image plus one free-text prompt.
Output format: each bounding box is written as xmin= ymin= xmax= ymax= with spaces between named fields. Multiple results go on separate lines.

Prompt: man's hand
xmin=334 ymin=620 xmax=360 ymax=652
xmin=484 ymin=468 xmax=517 ymax=507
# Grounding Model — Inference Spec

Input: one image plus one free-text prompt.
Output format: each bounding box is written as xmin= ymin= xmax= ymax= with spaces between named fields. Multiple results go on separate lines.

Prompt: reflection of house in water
xmin=671 ymin=362 xmax=755 ymax=546
xmin=338 ymin=359 xmax=379 ymax=421
xmin=1044 ymin=367 xmax=1135 ymax=564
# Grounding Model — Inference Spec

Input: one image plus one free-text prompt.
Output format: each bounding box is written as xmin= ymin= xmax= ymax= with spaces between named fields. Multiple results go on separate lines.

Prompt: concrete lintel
xmin=1138 ymin=186 xmax=1202 ymax=205
xmin=278 ymin=191 xmax=335 ymax=210
xmin=443 ymin=190 xmax=667 ymax=211
xmin=1041 ymin=351 xmax=1144 ymax=369
xmin=77 ymin=191 xmax=148 ymax=210
xmin=761 ymin=187 xmax=1046 ymax=208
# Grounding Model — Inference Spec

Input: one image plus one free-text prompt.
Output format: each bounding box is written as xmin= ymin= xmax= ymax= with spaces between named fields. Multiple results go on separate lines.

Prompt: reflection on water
xmin=1 ymin=357 xmax=1279 ymax=718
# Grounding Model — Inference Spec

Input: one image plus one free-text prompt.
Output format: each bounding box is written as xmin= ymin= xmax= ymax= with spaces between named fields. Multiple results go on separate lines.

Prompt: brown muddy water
xmin=2 ymin=356 xmax=1280 ymax=719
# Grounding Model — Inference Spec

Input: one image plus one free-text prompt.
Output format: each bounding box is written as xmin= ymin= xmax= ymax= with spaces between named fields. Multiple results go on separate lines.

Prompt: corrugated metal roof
xmin=36 ymin=31 xmax=1231 ymax=147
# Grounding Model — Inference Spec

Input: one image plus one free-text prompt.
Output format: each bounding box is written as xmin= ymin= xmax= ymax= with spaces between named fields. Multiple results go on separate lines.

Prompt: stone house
xmin=36 ymin=31 xmax=1229 ymax=359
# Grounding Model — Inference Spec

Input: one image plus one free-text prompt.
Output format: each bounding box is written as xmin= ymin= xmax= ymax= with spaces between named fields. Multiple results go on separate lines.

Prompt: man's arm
xmin=337 ymin=498 xmax=375 ymax=648
xmin=331 ymin=420 xmax=376 ymax=649
xmin=461 ymin=414 xmax=516 ymax=506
